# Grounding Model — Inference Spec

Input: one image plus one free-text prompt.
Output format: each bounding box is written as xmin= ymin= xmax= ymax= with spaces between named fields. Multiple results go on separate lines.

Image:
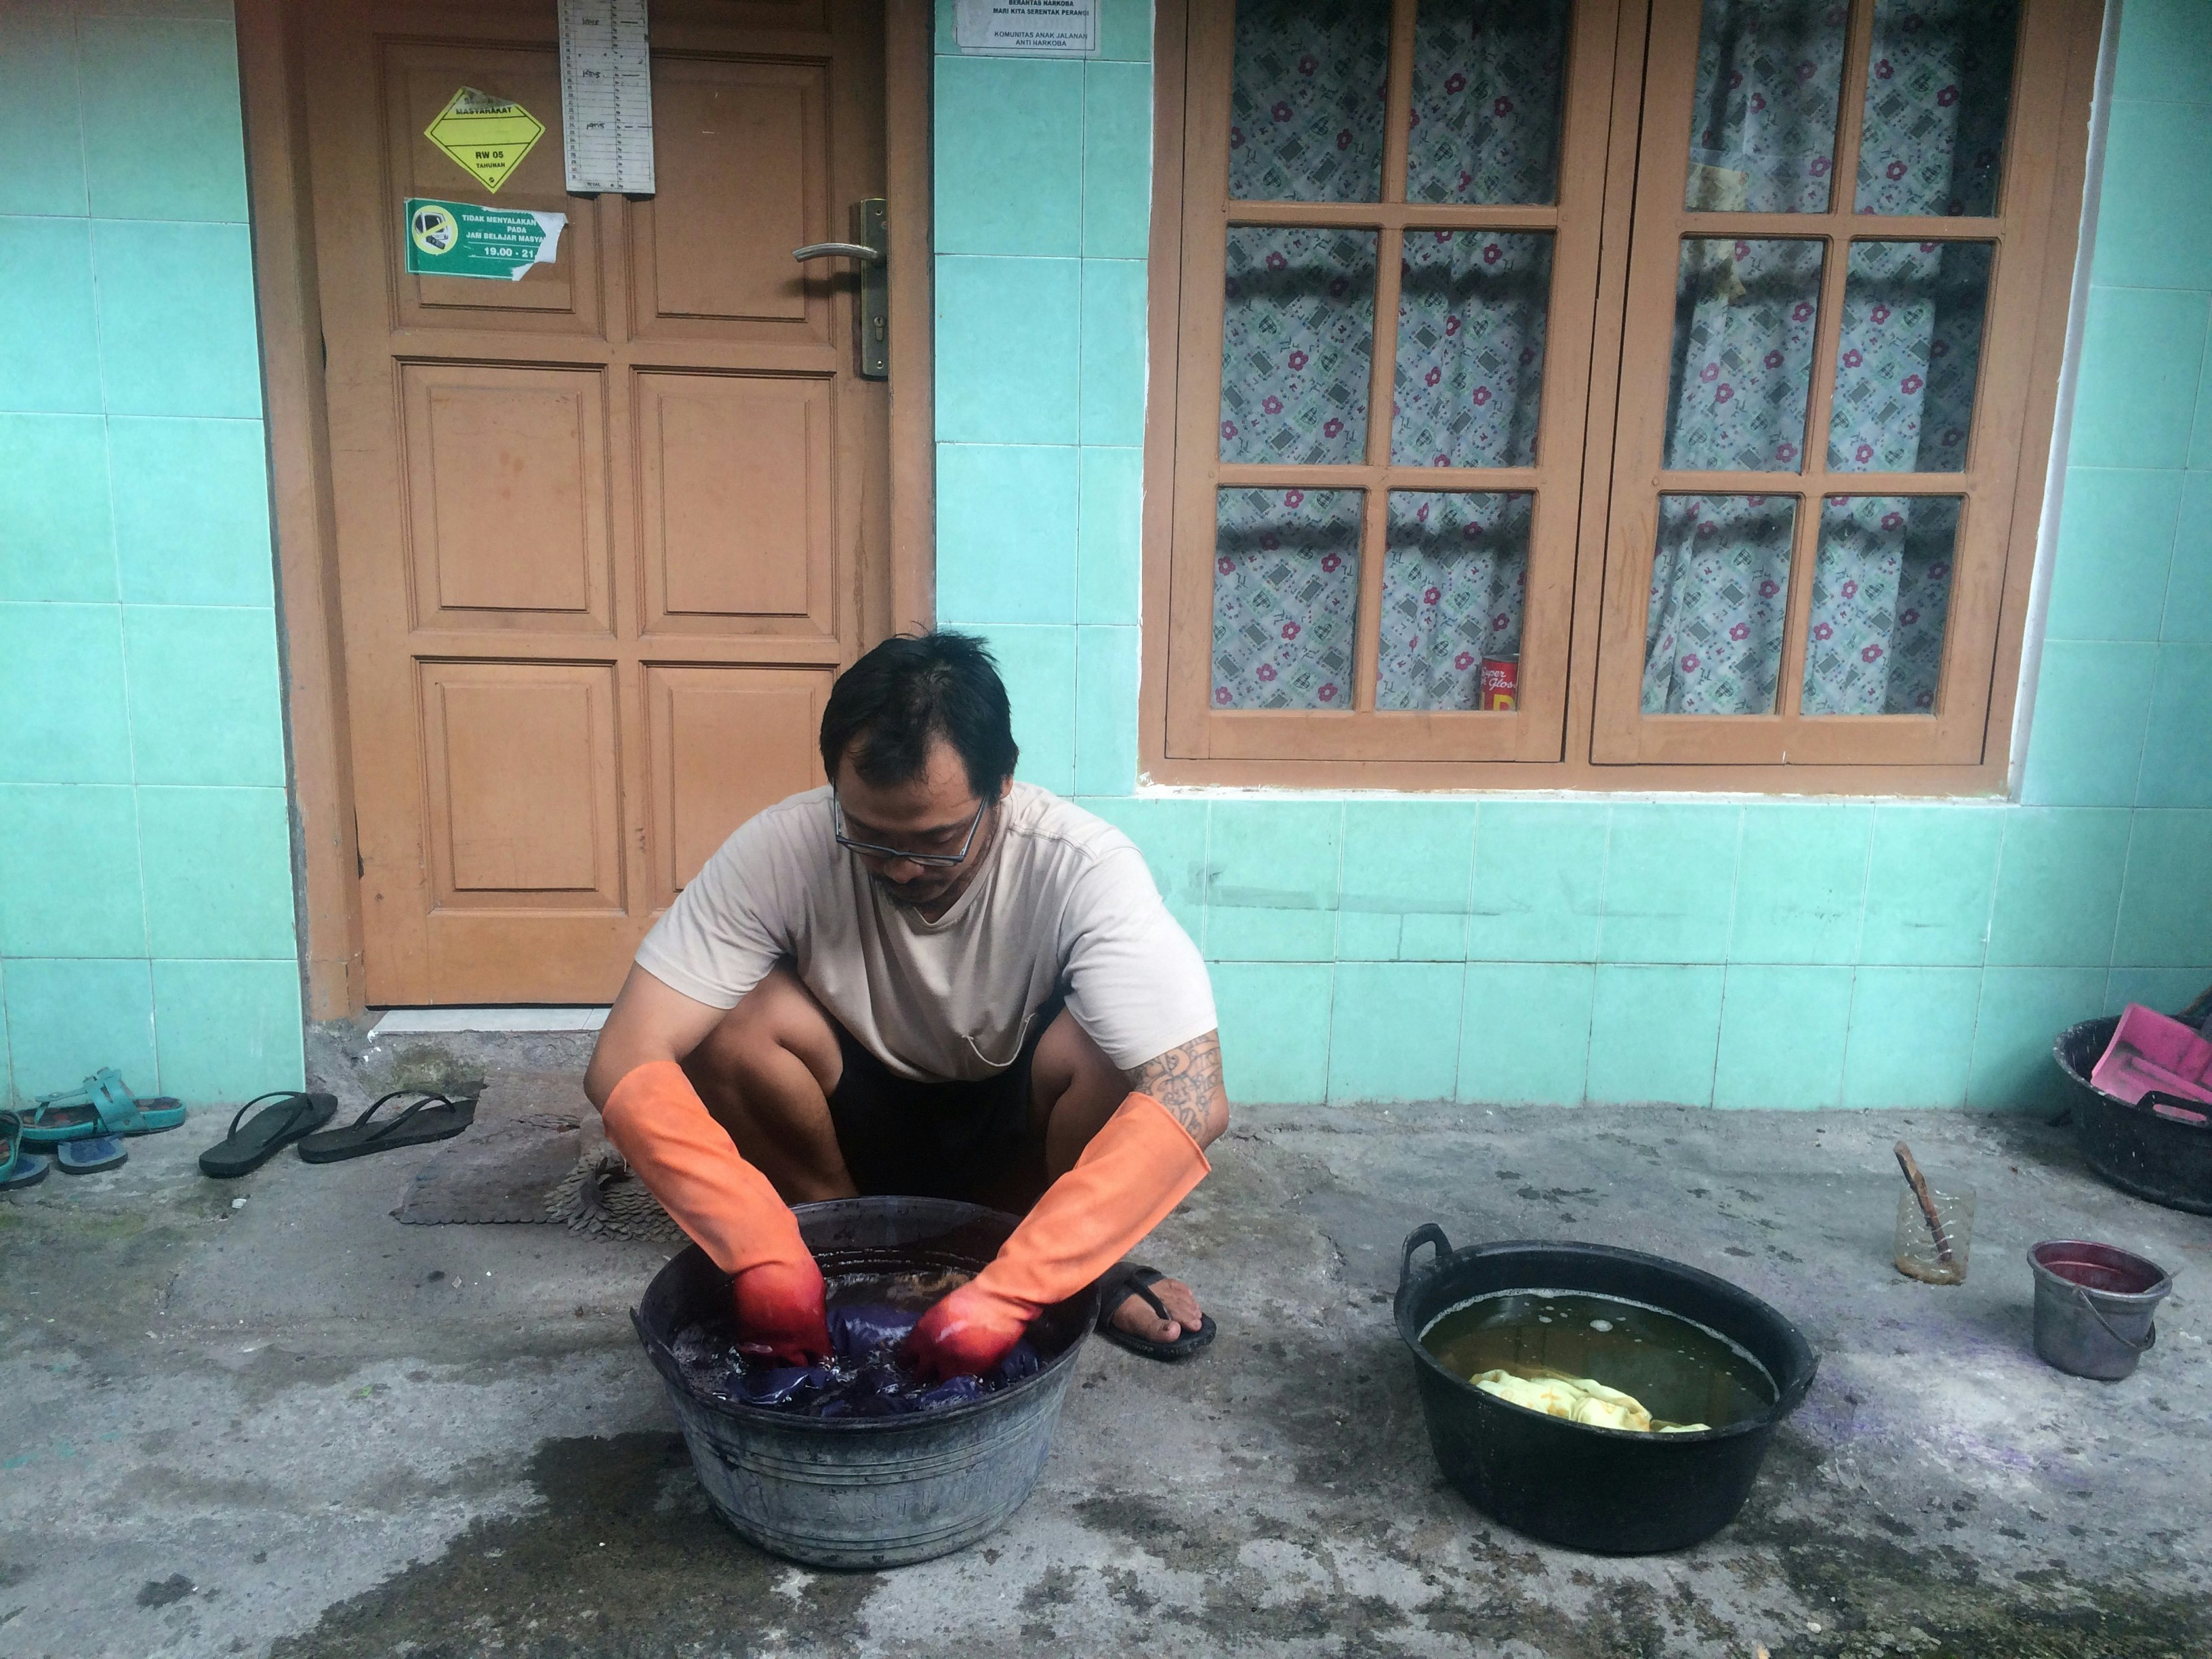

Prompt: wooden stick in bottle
xmin=1893 ymin=1141 xmax=1954 ymax=1265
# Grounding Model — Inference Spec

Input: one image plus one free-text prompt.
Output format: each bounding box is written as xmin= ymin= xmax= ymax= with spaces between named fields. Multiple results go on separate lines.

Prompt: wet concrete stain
xmin=1054 ymin=1453 xmax=2208 ymax=1659
xmin=135 ymin=1573 xmax=194 ymax=1607
xmin=267 ymin=1433 xmax=878 ymax=1658
xmin=1713 ymin=1437 xmax=2204 ymax=1659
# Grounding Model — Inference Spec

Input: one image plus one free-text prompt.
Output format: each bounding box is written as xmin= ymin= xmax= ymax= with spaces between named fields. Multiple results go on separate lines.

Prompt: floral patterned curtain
xmin=1407 ymin=0 xmax=1571 ymax=205
xmin=1393 ymin=230 xmax=1551 ymax=468
xmin=1214 ymin=0 xmax=2007 ymax=719
xmin=1643 ymin=0 xmax=2007 ymax=717
xmin=1641 ymin=495 xmax=1798 ymax=716
xmin=1378 ymin=491 xmax=1532 ymax=710
xmin=1227 ymin=0 xmax=1391 ymax=203
xmin=1214 ymin=0 xmax=1564 ymax=712
xmin=1855 ymin=0 xmax=2016 ymax=218
xmin=1683 ymin=0 xmax=1847 ymax=213
xmin=1220 ymin=226 xmax=1378 ymax=466
xmin=1800 ymin=494 xmax=1959 ymax=714
xmin=1214 ymin=488 xmax=1361 ymax=708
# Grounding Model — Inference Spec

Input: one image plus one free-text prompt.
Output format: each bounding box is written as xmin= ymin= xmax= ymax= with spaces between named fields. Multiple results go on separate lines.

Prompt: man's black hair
xmin=819 ymin=631 xmax=1019 ymax=800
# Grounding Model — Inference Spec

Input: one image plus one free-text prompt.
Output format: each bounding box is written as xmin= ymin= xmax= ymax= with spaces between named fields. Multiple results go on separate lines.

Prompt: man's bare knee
xmin=691 ymin=971 xmax=842 ymax=1101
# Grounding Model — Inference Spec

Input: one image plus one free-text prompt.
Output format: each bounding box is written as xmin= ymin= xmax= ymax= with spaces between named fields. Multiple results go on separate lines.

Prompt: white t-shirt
xmin=636 ymin=783 xmax=1216 ymax=1083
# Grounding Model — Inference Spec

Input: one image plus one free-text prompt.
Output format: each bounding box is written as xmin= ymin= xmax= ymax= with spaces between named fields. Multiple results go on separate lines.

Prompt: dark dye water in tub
xmin=668 ymin=1266 xmax=1042 ymax=1419
xmin=1420 ymin=1290 xmax=1777 ymax=1431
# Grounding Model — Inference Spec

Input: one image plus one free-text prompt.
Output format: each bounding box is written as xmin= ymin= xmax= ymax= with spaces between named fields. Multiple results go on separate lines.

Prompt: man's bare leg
xmin=1021 ymin=1008 xmax=1208 ymax=1346
xmin=681 ymin=966 xmax=859 ymax=1204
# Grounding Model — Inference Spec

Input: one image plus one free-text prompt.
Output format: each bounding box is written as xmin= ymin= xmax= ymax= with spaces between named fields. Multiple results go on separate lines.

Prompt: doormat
xmin=389 ymin=1069 xmax=684 ymax=1246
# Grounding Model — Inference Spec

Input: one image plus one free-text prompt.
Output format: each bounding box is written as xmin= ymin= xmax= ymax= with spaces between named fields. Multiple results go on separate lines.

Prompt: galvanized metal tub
xmin=632 ymin=1196 xmax=1097 ymax=1570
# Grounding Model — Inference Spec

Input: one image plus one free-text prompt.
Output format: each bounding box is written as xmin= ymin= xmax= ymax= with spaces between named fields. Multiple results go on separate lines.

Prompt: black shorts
xmin=825 ymin=998 xmax=1064 ymax=1202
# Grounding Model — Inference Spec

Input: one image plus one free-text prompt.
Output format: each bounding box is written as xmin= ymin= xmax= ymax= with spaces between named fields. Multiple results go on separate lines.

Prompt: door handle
xmin=793 ymin=241 xmax=882 ymax=264
xmin=793 ymin=199 xmax=887 ymax=379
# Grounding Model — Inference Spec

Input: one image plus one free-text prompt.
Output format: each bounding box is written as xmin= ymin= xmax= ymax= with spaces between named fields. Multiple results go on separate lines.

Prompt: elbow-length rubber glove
xmin=599 ymin=1060 xmax=830 ymax=1364
xmin=905 ymin=1092 xmax=1210 ymax=1380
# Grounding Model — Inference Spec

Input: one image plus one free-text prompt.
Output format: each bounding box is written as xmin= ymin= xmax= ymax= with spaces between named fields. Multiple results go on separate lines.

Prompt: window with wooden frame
xmin=1143 ymin=0 xmax=2102 ymax=790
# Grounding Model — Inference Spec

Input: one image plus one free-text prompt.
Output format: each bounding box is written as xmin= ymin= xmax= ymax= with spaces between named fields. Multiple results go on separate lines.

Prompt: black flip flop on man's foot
xmin=295 ymin=1086 xmax=481 ymax=1164
xmin=199 ymin=1090 xmax=339 ymax=1178
xmin=1094 ymin=1263 xmax=1216 ymax=1360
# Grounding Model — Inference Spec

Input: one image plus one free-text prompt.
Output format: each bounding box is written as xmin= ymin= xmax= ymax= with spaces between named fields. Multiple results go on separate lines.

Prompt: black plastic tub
xmin=1395 ymin=1227 xmax=1818 ymax=1555
xmin=2054 ymin=1016 xmax=2212 ymax=1217
xmin=632 ymin=1197 xmax=1099 ymax=1569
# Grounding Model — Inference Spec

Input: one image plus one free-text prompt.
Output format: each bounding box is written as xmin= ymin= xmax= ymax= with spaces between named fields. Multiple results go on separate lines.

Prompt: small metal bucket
xmin=2027 ymin=1240 xmax=2173 ymax=1382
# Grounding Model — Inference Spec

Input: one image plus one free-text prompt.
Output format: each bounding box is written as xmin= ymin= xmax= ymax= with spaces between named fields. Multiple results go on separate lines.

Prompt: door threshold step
xmin=368 ymin=1006 xmax=611 ymax=1037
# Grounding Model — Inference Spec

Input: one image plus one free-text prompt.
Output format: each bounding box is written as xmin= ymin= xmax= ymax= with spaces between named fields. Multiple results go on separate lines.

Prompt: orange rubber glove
xmin=600 ymin=1060 xmax=830 ymax=1364
xmin=906 ymin=1092 xmax=1210 ymax=1380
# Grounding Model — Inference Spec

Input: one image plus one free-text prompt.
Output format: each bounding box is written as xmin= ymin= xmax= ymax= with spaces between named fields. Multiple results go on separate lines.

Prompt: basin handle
xmin=2074 ymin=1286 xmax=2157 ymax=1353
xmin=2141 ymin=1090 xmax=2209 ymax=1126
xmin=1399 ymin=1223 xmax=1453 ymax=1292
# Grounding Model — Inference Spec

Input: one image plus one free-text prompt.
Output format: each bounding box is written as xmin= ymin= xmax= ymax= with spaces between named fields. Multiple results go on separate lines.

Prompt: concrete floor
xmin=2 ymin=1031 xmax=2208 ymax=1658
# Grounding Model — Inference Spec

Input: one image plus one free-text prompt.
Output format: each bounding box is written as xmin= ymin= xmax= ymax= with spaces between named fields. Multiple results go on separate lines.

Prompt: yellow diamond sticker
xmin=424 ymin=86 xmax=545 ymax=193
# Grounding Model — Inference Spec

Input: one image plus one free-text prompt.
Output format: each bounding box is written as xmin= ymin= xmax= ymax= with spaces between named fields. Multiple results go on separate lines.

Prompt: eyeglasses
xmin=832 ymin=794 xmax=991 ymax=868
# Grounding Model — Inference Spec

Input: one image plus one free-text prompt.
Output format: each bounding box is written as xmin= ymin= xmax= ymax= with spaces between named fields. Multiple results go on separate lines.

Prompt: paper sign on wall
xmin=955 ymin=0 xmax=1098 ymax=56
xmin=405 ymin=198 xmax=566 ymax=281
xmin=424 ymin=87 xmax=546 ymax=192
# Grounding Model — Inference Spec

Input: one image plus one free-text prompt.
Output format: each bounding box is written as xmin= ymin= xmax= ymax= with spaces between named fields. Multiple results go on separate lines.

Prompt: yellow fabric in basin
xmin=1470 ymin=1369 xmax=1708 ymax=1433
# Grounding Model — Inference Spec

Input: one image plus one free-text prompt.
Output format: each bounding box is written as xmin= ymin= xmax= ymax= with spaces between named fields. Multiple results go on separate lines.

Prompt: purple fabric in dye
xmin=674 ymin=1300 xmax=1044 ymax=1419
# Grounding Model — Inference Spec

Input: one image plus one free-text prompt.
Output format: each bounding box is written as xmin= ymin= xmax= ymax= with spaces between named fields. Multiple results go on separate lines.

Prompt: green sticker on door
xmin=405 ymin=198 xmax=567 ymax=281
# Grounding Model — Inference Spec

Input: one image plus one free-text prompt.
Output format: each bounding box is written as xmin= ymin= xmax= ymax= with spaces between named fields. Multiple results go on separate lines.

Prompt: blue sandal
xmin=1 ymin=1111 xmax=52 ymax=1191
xmin=18 ymin=1069 xmax=186 ymax=1146
xmin=58 ymin=1134 xmax=127 ymax=1175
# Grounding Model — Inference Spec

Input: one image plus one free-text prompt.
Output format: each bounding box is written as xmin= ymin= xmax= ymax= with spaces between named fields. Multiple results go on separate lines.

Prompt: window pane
xmin=1407 ymin=0 xmax=1572 ymax=205
xmin=1664 ymin=239 xmax=1824 ymax=473
xmin=1828 ymin=240 xmax=1992 ymax=472
xmin=1229 ymin=0 xmax=1392 ymax=203
xmin=1393 ymin=230 xmax=1551 ymax=467
xmin=1214 ymin=487 xmax=1363 ymax=709
xmin=1379 ymin=491 xmax=1530 ymax=710
xmin=1684 ymin=0 xmax=1849 ymax=213
xmin=1802 ymin=495 xmax=1958 ymax=714
xmin=1856 ymin=0 xmax=2019 ymax=217
xmin=1643 ymin=493 xmax=1797 ymax=714
xmin=1221 ymin=227 xmax=1378 ymax=466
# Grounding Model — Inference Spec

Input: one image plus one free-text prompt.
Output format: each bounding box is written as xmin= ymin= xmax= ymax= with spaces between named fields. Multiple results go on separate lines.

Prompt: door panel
xmin=403 ymin=363 xmax=613 ymax=628
xmin=646 ymin=665 xmax=833 ymax=901
xmin=309 ymin=0 xmax=889 ymax=1004
xmin=384 ymin=43 xmax=598 ymax=327
xmin=423 ymin=661 xmax=624 ymax=906
xmin=638 ymin=372 xmax=834 ymax=632
xmin=634 ymin=58 xmax=827 ymax=331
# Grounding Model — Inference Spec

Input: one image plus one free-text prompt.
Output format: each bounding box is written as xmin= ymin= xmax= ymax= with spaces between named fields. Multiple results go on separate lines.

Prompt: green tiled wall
xmin=935 ymin=0 xmax=2212 ymax=1107
xmin=931 ymin=0 xmax=1152 ymax=798
xmin=3 ymin=1 xmax=2205 ymax=1113
xmin=0 ymin=0 xmax=302 ymax=1108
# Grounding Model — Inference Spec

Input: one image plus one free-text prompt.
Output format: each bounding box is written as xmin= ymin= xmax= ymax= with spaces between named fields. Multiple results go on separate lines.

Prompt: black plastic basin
xmin=2054 ymin=1015 xmax=2212 ymax=1216
xmin=1395 ymin=1227 xmax=1818 ymax=1555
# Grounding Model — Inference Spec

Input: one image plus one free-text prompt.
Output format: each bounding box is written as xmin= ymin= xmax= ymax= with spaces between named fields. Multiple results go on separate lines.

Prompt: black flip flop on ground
xmin=199 ymin=1091 xmax=339 ymax=1179
xmin=1094 ymin=1263 xmax=1217 ymax=1360
xmin=295 ymin=1086 xmax=481 ymax=1165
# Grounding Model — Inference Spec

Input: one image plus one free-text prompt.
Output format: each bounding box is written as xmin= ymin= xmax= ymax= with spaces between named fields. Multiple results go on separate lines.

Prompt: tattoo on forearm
xmin=1126 ymin=1031 xmax=1225 ymax=1143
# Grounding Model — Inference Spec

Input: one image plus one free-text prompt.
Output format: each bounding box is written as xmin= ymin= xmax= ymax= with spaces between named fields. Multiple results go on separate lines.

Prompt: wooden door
xmin=305 ymin=0 xmax=891 ymax=1004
